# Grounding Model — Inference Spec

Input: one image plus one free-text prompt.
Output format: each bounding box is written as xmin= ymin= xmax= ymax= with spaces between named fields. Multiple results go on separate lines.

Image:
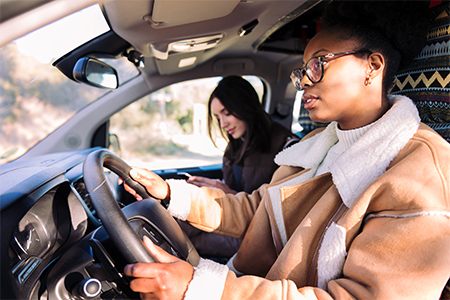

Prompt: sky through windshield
xmin=15 ymin=4 xmax=109 ymax=63
xmin=0 ymin=4 xmax=112 ymax=163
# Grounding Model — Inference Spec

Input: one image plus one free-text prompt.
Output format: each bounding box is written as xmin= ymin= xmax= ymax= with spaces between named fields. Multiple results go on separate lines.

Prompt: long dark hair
xmin=321 ymin=1 xmax=432 ymax=96
xmin=207 ymin=76 xmax=272 ymax=165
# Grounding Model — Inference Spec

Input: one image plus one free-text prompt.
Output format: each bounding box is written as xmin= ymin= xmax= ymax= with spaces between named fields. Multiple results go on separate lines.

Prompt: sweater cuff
xmin=184 ymin=258 xmax=229 ymax=300
xmin=166 ymin=179 xmax=192 ymax=220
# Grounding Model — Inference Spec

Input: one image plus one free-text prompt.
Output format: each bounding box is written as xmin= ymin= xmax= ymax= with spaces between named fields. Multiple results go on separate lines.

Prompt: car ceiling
xmin=103 ymin=0 xmax=325 ymax=55
xmin=0 ymin=0 xmax=52 ymax=23
xmin=49 ymin=0 xmax=328 ymax=80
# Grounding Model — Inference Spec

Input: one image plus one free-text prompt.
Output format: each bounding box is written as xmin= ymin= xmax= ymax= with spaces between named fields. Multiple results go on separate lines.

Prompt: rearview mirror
xmin=73 ymin=57 xmax=119 ymax=89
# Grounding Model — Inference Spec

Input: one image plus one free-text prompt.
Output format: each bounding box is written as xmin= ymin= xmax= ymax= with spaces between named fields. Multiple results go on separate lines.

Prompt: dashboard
xmin=0 ymin=147 xmax=201 ymax=300
xmin=0 ymin=148 xmax=155 ymax=299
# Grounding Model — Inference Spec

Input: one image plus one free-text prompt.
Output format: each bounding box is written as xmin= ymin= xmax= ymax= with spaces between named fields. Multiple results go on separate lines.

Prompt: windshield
xmin=0 ymin=4 xmax=137 ymax=164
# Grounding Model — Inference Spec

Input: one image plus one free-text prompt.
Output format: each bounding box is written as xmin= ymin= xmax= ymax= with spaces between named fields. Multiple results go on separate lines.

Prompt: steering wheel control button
xmin=142 ymin=223 xmax=165 ymax=246
xmin=72 ymin=278 xmax=102 ymax=299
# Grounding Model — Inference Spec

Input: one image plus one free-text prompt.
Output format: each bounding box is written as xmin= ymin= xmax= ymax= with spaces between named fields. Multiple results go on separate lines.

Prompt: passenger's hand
xmin=124 ymin=237 xmax=194 ymax=300
xmin=122 ymin=167 xmax=170 ymax=201
xmin=187 ymin=176 xmax=237 ymax=194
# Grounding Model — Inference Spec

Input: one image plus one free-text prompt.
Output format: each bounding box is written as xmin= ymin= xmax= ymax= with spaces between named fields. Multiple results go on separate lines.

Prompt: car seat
xmin=390 ymin=2 xmax=449 ymax=298
xmin=391 ymin=1 xmax=449 ymax=142
xmin=296 ymin=102 xmax=328 ymax=138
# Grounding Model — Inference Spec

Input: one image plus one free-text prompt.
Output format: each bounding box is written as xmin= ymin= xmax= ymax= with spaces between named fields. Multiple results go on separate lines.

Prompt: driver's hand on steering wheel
xmin=124 ymin=236 xmax=194 ymax=300
xmin=121 ymin=167 xmax=170 ymax=201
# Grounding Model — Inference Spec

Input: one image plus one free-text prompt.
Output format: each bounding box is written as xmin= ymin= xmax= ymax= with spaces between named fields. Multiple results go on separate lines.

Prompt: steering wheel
xmin=82 ymin=149 xmax=199 ymax=265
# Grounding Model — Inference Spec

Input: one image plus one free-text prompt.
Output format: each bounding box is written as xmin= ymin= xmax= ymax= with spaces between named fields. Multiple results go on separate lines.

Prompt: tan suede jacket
xmin=167 ymin=95 xmax=450 ymax=300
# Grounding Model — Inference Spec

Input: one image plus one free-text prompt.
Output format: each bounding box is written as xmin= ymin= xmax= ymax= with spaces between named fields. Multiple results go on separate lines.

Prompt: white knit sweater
xmin=315 ymin=122 xmax=374 ymax=176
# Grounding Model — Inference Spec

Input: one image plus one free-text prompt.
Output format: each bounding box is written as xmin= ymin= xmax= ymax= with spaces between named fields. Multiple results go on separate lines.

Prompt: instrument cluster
xmin=8 ymin=182 xmax=87 ymax=287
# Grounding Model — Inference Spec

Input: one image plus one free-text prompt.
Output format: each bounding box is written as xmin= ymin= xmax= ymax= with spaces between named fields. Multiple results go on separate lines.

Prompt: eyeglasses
xmin=290 ymin=50 xmax=372 ymax=91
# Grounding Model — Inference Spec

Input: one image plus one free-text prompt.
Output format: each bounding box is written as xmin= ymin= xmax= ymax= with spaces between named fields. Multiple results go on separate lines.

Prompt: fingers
xmin=186 ymin=180 xmax=207 ymax=188
xmin=122 ymin=181 xmax=144 ymax=201
xmin=124 ymin=237 xmax=195 ymax=300
xmin=126 ymin=267 xmax=175 ymax=295
xmin=124 ymin=262 xmax=159 ymax=279
xmin=187 ymin=178 xmax=236 ymax=194
xmin=187 ymin=176 xmax=218 ymax=188
xmin=188 ymin=177 xmax=222 ymax=188
xmin=188 ymin=175 xmax=210 ymax=184
xmin=130 ymin=168 xmax=154 ymax=186
xmin=128 ymin=167 xmax=169 ymax=200
xmin=143 ymin=237 xmax=180 ymax=264
xmin=125 ymin=261 xmax=194 ymax=300
xmin=123 ymin=237 xmax=185 ymax=276
xmin=118 ymin=170 xmax=148 ymax=201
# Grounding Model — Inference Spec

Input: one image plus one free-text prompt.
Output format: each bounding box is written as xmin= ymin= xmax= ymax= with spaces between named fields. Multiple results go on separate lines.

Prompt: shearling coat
xmin=167 ymin=95 xmax=450 ymax=300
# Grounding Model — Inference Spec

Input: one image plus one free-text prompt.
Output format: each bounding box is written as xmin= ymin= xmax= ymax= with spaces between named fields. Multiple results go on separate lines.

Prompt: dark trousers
xmin=177 ymin=220 xmax=242 ymax=259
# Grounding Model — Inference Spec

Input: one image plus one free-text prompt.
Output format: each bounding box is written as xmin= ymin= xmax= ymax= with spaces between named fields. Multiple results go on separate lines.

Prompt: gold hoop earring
xmin=365 ymin=75 xmax=372 ymax=86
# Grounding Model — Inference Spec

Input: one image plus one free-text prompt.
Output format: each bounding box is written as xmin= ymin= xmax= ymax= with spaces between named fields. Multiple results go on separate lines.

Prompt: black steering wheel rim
xmin=83 ymin=149 xmax=157 ymax=263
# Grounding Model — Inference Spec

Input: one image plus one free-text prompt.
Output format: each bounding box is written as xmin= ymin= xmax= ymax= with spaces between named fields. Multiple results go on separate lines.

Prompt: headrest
xmin=391 ymin=1 xmax=450 ymax=141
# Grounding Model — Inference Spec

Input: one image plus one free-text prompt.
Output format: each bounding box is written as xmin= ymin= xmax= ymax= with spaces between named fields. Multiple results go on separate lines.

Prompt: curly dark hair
xmin=321 ymin=0 xmax=432 ymax=95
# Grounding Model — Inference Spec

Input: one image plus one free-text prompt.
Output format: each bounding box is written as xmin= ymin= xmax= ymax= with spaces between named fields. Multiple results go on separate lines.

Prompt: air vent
xmin=72 ymin=178 xmax=95 ymax=214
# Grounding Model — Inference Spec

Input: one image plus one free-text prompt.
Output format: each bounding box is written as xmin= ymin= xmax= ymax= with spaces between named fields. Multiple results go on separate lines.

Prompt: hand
xmin=187 ymin=176 xmax=237 ymax=194
xmin=124 ymin=237 xmax=194 ymax=300
xmin=121 ymin=167 xmax=170 ymax=201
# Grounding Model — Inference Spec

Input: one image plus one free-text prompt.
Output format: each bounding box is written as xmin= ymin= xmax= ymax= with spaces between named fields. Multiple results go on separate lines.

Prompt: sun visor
xmin=145 ymin=0 xmax=240 ymax=28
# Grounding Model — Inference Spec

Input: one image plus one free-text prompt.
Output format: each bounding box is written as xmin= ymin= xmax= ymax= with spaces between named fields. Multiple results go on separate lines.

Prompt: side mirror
xmin=73 ymin=57 xmax=119 ymax=89
xmin=108 ymin=133 xmax=122 ymax=157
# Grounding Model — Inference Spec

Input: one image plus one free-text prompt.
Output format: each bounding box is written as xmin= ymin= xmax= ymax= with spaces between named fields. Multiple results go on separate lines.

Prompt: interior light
xmin=173 ymin=42 xmax=191 ymax=51
xmin=178 ymin=57 xmax=197 ymax=68
xmin=150 ymin=34 xmax=223 ymax=60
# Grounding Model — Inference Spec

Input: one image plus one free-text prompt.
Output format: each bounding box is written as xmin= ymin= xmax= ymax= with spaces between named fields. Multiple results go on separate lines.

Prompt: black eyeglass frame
xmin=290 ymin=50 xmax=372 ymax=91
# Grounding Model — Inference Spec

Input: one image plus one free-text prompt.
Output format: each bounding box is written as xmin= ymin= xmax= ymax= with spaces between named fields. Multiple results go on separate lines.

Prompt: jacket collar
xmin=275 ymin=95 xmax=420 ymax=207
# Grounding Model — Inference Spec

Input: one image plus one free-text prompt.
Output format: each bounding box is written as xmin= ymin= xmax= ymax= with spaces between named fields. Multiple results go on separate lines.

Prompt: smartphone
xmin=177 ymin=172 xmax=192 ymax=179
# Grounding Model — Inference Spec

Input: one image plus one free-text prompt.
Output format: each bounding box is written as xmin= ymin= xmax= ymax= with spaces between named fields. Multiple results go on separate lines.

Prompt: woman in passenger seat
xmin=188 ymin=75 xmax=299 ymax=195
xmin=123 ymin=1 xmax=450 ymax=299
xmin=179 ymin=75 xmax=299 ymax=259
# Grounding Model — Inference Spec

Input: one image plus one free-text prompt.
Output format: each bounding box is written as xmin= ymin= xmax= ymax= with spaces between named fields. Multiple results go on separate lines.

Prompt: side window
xmin=109 ymin=76 xmax=264 ymax=170
xmin=291 ymin=91 xmax=304 ymax=136
xmin=292 ymin=90 xmax=328 ymax=139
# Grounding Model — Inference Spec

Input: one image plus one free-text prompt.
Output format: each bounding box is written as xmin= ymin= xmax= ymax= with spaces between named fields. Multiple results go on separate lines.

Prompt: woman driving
xmin=123 ymin=1 xmax=450 ymax=299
